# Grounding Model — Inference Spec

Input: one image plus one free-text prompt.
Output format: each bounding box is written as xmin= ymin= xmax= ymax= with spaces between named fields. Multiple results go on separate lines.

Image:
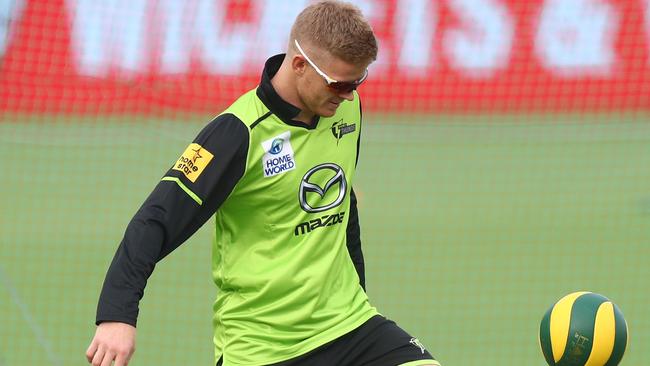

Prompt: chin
xmin=320 ymin=109 xmax=337 ymax=117
xmin=319 ymin=105 xmax=339 ymax=117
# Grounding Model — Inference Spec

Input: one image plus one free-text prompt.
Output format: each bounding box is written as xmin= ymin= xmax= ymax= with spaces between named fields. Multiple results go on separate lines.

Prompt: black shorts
xmin=217 ymin=315 xmax=439 ymax=366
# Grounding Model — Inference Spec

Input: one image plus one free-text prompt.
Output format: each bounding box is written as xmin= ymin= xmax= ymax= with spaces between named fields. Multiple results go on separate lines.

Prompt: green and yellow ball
xmin=539 ymin=292 xmax=628 ymax=366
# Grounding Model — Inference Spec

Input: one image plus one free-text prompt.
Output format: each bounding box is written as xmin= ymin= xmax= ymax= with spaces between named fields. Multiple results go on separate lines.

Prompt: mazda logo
xmin=298 ymin=163 xmax=347 ymax=213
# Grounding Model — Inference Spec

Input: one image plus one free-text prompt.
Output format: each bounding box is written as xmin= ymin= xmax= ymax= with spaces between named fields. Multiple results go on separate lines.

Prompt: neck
xmin=271 ymin=58 xmax=315 ymax=125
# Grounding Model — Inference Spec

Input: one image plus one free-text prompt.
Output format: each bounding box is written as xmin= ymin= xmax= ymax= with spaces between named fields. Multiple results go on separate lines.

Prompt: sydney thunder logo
xmin=331 ymin=120 xmax=356 ymax=144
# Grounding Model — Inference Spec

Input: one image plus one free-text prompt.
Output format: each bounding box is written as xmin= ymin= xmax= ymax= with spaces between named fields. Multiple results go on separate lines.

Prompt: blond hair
xmin=290 ymin=1 xmax=378 ymax=65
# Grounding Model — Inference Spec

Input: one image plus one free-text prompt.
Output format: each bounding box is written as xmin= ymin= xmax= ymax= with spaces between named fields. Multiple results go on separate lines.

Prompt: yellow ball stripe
xmin=550 ymin=291 xmax=589 ymax=362
xmin=584 ymin=301 xmax=616 ymax=366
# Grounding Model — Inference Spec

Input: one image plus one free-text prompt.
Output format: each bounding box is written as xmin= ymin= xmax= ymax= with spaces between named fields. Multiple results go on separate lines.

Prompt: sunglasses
xmin=294 ymin=39 xmax=368 ymax=94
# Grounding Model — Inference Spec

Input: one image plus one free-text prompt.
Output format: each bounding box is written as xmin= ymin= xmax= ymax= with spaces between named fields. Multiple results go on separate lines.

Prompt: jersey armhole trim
xmin=161 ymin=177 xmax=203 ymax=205
xmin=250 ymin=111 xmax=273 ymax=129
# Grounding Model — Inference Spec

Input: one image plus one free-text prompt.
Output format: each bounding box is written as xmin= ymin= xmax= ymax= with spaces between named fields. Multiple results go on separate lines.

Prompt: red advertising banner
xmin=1 ymin=0 xmax=649 ymax=114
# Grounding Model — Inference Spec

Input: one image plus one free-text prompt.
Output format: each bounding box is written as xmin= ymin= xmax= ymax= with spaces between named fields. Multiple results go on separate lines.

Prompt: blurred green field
xmin=1 ymin=114 xmax=649 ymax=365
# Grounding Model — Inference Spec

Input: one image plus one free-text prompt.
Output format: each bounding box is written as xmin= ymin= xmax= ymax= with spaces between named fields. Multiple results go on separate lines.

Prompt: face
xmin=293 ymin=44 xmax=370 ymax=118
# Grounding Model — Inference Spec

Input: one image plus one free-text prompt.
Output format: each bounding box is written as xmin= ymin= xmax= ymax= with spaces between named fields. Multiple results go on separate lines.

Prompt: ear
xmin=291 ymin=55 xmax=308 ymax=77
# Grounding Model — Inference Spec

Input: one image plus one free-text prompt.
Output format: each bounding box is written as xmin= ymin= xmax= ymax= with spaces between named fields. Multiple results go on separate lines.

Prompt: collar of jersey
xmin=256 ymin=54 xmax=320 ymax=130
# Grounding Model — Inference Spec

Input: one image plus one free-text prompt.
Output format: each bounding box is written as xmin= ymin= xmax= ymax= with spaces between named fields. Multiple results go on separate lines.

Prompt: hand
xmin=86 ymin=322 xmax=136 ymax=366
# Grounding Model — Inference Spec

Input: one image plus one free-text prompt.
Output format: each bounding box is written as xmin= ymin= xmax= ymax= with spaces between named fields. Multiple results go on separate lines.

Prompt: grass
xmin=0 ymin=113 xmax=648 ymax=365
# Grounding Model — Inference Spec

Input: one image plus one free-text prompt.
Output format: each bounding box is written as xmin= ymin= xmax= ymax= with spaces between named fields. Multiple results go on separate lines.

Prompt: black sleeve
xmin=346 ymin=98 xmax=365 ymax=290
xmin=95 ymin=114 xmax=249 ymax=327
xmin=346 ymin=188 xmax=365 ymax=290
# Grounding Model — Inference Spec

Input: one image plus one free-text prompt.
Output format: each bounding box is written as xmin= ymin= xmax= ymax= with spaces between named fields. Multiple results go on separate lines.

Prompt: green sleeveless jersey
xmin=212 ymin=71 xmax=376 ymax=366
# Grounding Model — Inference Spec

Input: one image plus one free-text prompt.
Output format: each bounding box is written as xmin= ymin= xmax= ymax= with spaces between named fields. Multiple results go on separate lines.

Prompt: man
xmin=86 ymin=2 xmax=440 ymax=365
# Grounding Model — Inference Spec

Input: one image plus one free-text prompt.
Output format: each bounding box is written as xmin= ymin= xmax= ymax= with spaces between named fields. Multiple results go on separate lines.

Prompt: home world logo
xmin=261 ymin=131 xmax=296 ymax=177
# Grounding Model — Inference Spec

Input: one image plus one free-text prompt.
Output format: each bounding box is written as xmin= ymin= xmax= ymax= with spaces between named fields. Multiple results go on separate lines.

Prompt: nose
xmin=339 ymin=90 xmax=355 ymax=101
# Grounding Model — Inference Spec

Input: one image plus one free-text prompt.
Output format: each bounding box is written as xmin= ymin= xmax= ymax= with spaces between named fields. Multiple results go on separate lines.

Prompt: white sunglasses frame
xmin=293 ymin=39 xmax=368 ymax=89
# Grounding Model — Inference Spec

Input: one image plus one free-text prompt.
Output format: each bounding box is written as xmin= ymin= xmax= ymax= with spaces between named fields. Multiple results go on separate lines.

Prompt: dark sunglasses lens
xmin=329 ymin=82 xmax=359 ymax=93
